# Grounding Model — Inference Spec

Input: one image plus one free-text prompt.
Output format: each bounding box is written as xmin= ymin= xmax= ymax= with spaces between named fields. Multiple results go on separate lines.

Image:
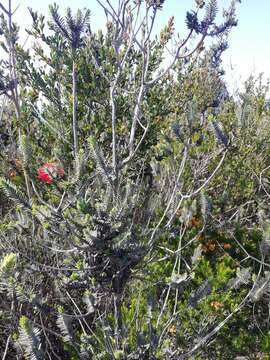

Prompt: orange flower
xmin=190 ymin=217 xmax=202 ymax=227
xmin=7 ymin=169 xmax=17 ymax=178
xmin=210 ymin=301 xmax=224 ymax=310
xmin=223 ymin=243 xmax=232 ymax=250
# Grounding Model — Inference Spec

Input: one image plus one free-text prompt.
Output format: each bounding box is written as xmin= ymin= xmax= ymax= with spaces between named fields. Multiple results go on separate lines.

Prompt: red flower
xmin=37 ymin=163 xmax=65 ymax=184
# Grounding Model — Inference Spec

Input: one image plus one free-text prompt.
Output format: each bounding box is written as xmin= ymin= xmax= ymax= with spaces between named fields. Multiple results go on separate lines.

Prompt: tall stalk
xmin=72 ymin=60 xmax=78 ymax=157
xmin=48 ymin=5 xmax=90 ymax=158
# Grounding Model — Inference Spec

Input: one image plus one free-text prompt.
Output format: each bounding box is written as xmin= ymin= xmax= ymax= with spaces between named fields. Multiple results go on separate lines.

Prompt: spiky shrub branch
xmin=49 ymin=4 xmax=90 ymax=157
xmin=93 ymin=0 xmax=238 ymax=187
xmin=17 ymin=316 xmax=44 ymax=360
xmin=0 ymin=0 xmax=20 ymax=121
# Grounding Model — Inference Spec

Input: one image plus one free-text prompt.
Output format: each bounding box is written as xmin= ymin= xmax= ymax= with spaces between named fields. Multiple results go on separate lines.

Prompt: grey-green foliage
xmin=56 ymin=312 xmax=74 ymax=343
xmin=250 ymin=273 xmax=270 ymax=302
xmin=227 ymin=267 xmax=251 ymax=290
xmin=19 ymin=134 xmax=32 ymax=172
xmin=0 ymin=178 xmax=30 ymax=210
xmin=88 ymin=135 xmax=113 ymax=187
xmin=48 ymin=4 xmax=90 ymax=50
xmin=200 ymin=191 xmax=212 ymax=223
xmin=18 ymin=317 xmax=44 ymax=360
xmin=211 ymin=120 xmax=229 ymax=147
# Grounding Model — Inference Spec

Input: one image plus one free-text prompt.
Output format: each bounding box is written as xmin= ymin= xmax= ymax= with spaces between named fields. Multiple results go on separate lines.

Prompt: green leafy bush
xmin=1 ymin=0 xmax=270 ymax=359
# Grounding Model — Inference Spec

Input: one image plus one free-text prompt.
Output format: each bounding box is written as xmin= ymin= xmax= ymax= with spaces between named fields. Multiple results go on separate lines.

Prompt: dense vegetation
xmin=1 ymin=0 xmax=270 ymax=358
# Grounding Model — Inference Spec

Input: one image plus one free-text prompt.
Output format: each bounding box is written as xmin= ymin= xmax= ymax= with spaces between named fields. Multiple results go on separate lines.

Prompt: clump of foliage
xmin=1 ymin=0 xmax=270 ymax=359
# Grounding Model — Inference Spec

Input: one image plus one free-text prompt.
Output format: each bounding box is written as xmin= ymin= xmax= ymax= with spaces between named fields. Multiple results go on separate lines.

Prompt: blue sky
xmin=8 ymin=0 xmax=270 ymax=91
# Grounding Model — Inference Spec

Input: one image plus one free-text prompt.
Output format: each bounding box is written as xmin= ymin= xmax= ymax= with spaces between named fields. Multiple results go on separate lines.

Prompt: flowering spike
xmin=37 ymin=163 xmax=65 ymax=184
